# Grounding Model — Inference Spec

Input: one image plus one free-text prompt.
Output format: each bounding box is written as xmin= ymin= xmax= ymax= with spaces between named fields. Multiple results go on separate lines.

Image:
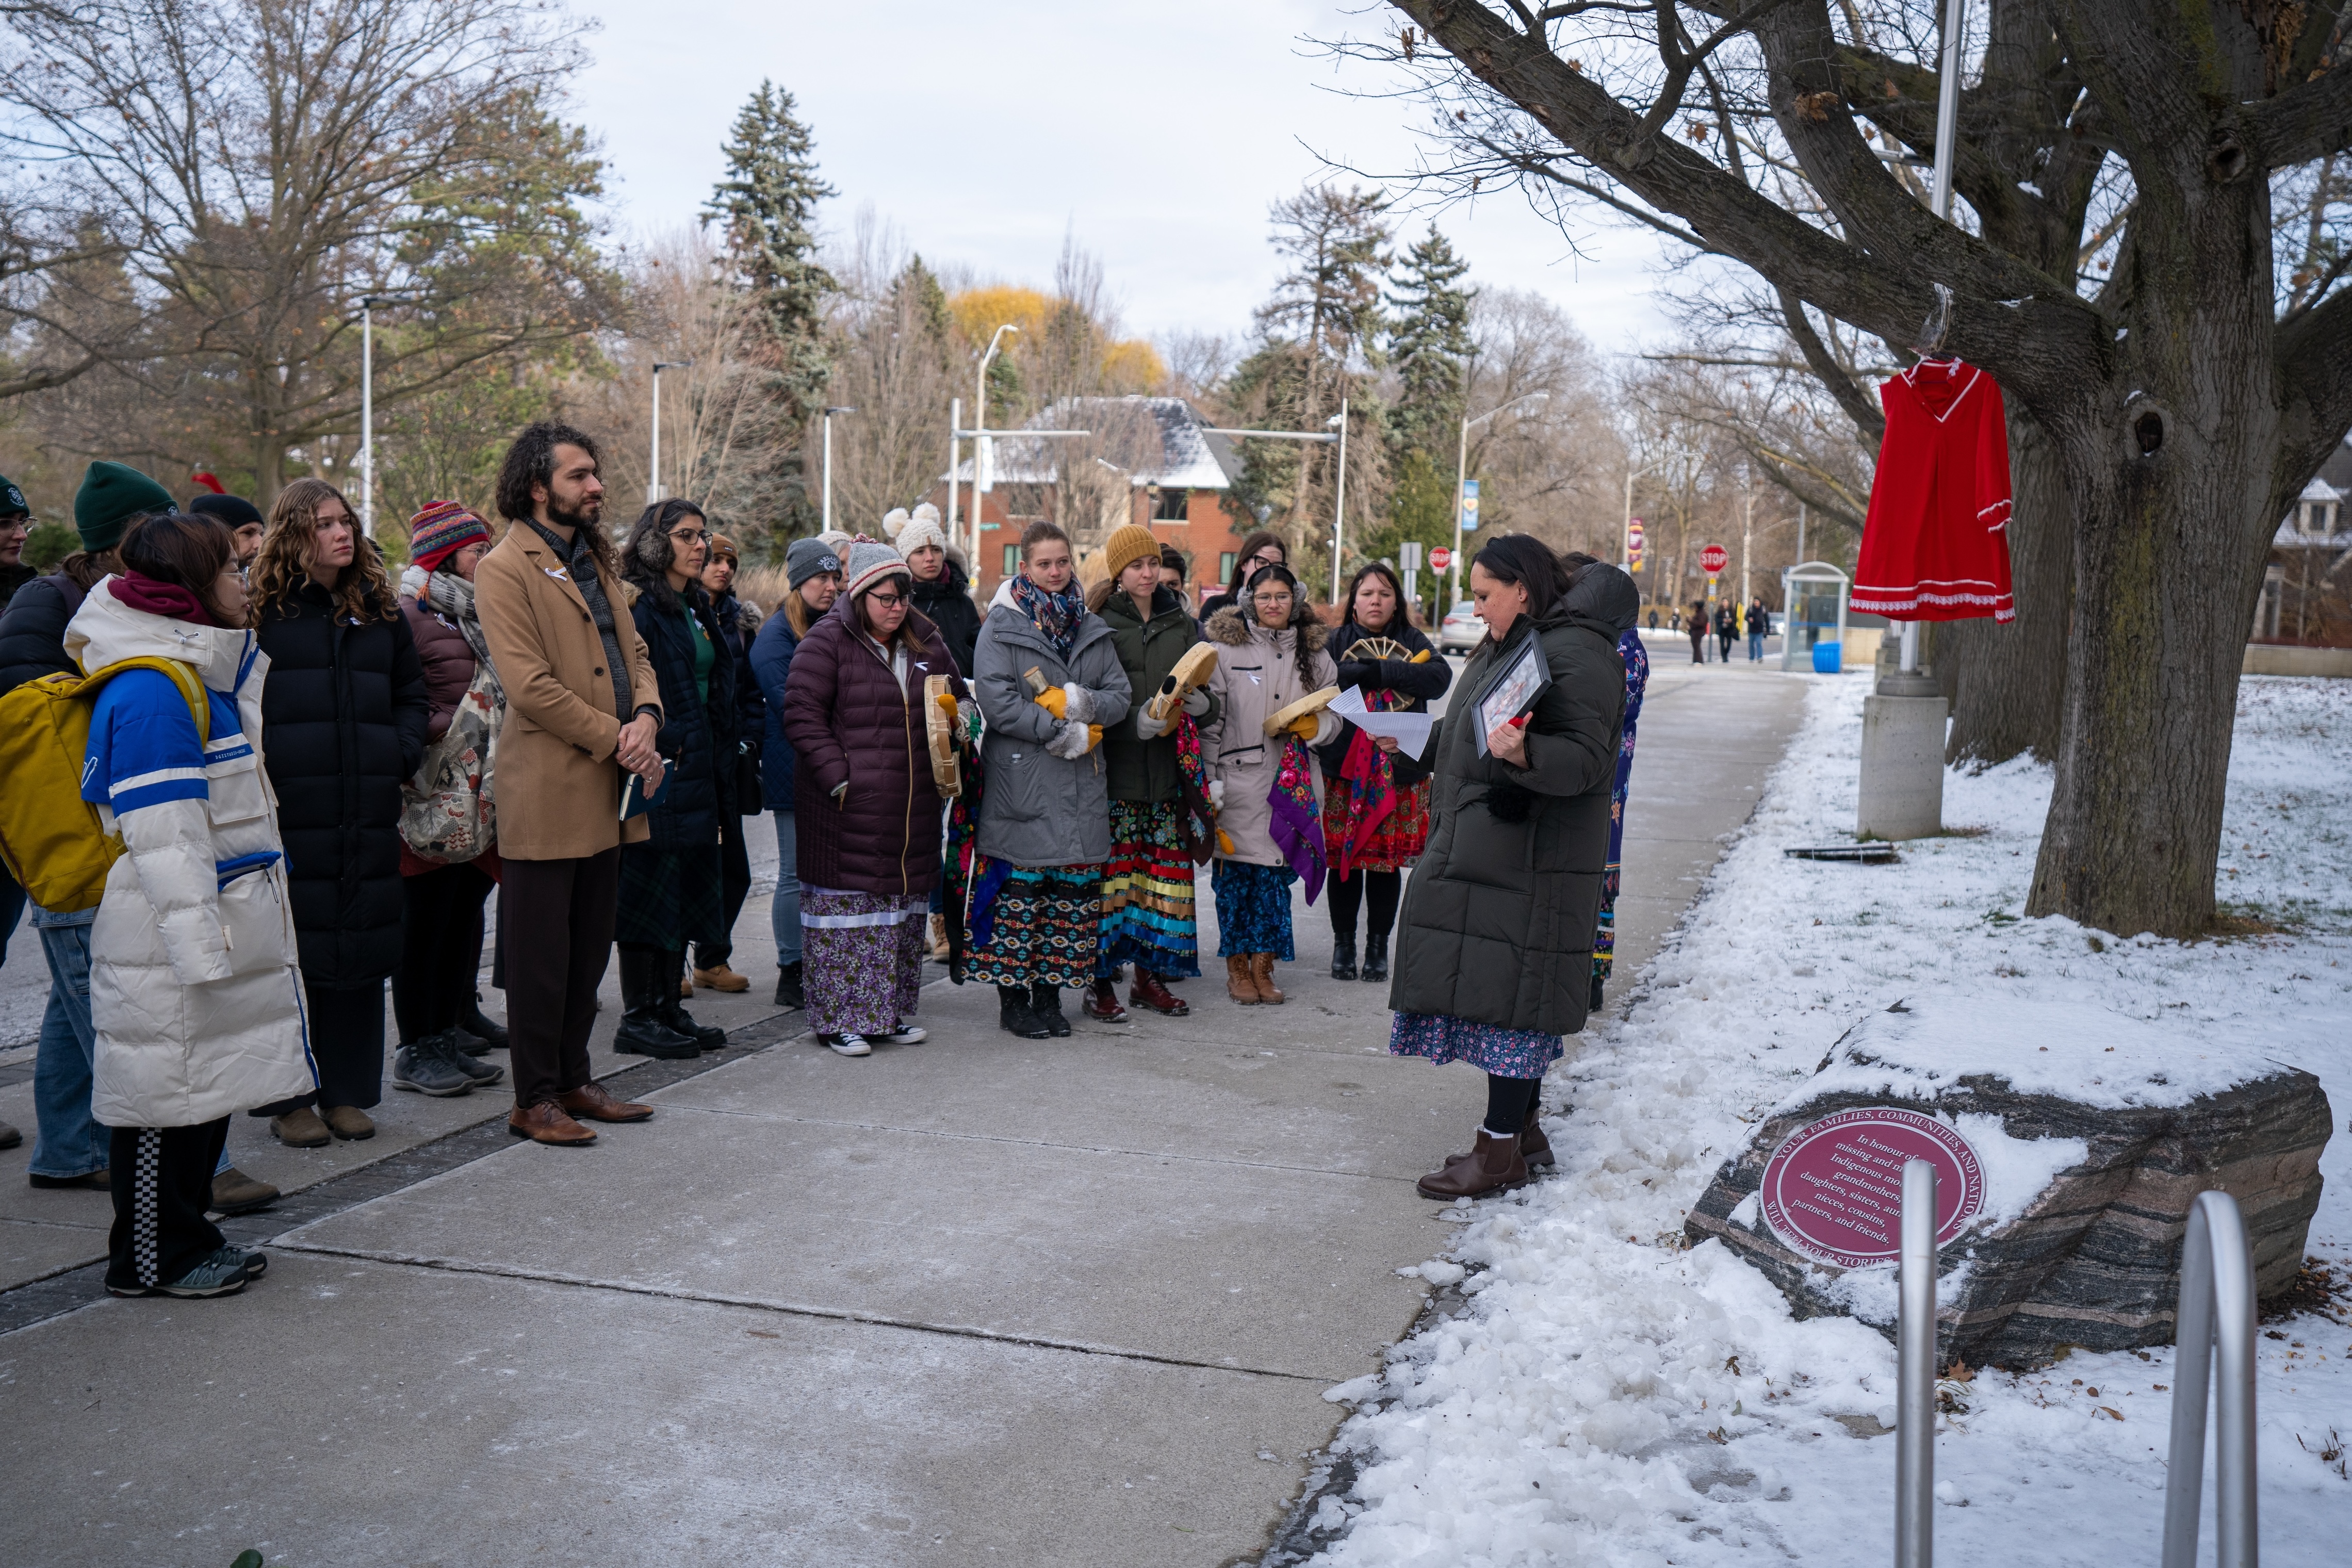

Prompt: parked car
xmin=1438 ymin=599 xmax=1482 ymax=653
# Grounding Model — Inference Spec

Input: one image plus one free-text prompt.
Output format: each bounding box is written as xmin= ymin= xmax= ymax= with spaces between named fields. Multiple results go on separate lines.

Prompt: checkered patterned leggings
xmin=105 ymin=1118 xmax=230 ymax=1293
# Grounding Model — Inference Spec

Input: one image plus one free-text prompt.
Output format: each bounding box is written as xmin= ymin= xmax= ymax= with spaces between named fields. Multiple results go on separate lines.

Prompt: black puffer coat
xmin=1316 ymin=618 xmax=1450 ymax=789
xmin=0 ymin=575 xmax=85 ymax=694
xmin=1389 ymin=608 xmax=1625 ymax=1038
xmin=908 ymin=557 xmax=983 ymax=676
xmin=711 ymin=592 xmax=764 ymax=815
xmin=253 ymin=579 xmax=430 ymax=987
xmin=621 ymin=576 xmax=739 ymax=848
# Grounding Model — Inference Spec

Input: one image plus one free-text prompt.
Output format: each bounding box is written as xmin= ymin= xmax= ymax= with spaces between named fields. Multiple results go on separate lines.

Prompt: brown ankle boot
xmin=1416 ymin=1131 xmax=1528 ymax=1198
xmin=1522 ymin=1098 xmax=1554 ymax=1168
xmin=1226 ymin=955 xmax=1260 ymax=1004
xmin=1249 ymin=952 xmax=1285 ymax=1004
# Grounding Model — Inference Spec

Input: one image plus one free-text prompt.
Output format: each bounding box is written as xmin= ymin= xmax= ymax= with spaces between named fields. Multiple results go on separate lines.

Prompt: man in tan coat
xmin=477 ymin=422 xmax=666 ymax=1145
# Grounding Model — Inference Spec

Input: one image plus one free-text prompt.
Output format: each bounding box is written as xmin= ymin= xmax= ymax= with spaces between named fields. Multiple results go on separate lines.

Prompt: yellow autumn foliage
xmin=948 ymin=286 xmax=1166 ymax=393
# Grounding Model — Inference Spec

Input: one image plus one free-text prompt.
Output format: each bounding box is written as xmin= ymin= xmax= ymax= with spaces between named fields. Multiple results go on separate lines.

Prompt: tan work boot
xmin=1249 ymin=952 xmax=1285 ymax=1005
xmin=208 ymin=1167 xmax=280 ymax=1215
xmin=321 ymin=1105 xmax=375 ymax=1141
xmin=270 ymin=1107 xmax=331 ymax=1148
xmin=692 ymin=964 xmax=751 ymax=993
xmin=928 ymin=914 xmax=950 ymax=959
xmin=1226 ymin=955 xmax=1260 ymax=1004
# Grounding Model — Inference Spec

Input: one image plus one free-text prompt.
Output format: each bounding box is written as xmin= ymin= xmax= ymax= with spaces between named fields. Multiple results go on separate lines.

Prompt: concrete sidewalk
xmin=0 ymin=659 xmax=1813 ymax=1568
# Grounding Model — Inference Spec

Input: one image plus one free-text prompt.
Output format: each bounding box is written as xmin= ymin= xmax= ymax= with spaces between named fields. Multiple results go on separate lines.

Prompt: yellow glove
xmin=1409 ymin=648 xmax=1433 ymax=664
xmin=1286 ymin=713 xmax=1321 ymax=741
xmin=1033 ymin=687 xmax=1069 ymax=720
xmin=935 ymin=692 xmax=959 ymax=720
xmin=1085 ymin=724 xmax=1104 ymax=752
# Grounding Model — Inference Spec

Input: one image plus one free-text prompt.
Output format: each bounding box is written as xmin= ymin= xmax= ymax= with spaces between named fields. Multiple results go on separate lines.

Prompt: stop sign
xmin=1429 ymin=546 xmax=1452 ymax=570
xmin=1701 ymin=543 xmax=1729 ymax=575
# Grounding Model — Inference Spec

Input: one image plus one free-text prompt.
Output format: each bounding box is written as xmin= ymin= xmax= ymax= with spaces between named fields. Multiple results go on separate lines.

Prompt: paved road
xmin=0 ymin=656 xmax=1811 ymax=1567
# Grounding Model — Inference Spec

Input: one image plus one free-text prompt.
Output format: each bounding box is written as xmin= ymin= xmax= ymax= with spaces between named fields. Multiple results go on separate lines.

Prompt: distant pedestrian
xmin=1200 ymin=561 xmax=1338 ymax=1006
xmin=244 ymin=479 xmax=429 ymax=1145
xmin=1391 ymin=536 xmax=1625 ymax=1200
xmin=1198 ymin=529 xmax=1286 ymax=623
xmin=780 ymin=537 xmax=965 ymax=1055
xmin=747 ymin=537 xmax=843 ymax=1009
xmin=1747 ymin=597 xmax=1769 ymax=661
xmin=1646 ymin=606 xmax=1659 ymax=631
xmin=475 ymin=421 xmax=665 ymax=1146
xmin=610 ymin=500 xmax=739 ymax=1060
xmin=969 ymin=521 xmax=1131 ymax=1038
xmin=1088 ymin=522 xmax=1216 ymax=1021
xmin=686 ymin=530 xmax=763 ymax=996
xmin=1320 ymin=562 xmax=1447 ymax=985
xmin=1560 ymin=554 xmax=1646 ymax=1013
xmin=68 ymin=511 xmax=312 ymax=1296
xmin=891 ymin=503 xmax=982 ymax=676
xmin=1716 ymin=602 xmax=1737 ymax=661
xmin=389 ymin=501 xmax=507 ymax=1099
xmin=1687 ymin=599 xmax=1708 ymax=663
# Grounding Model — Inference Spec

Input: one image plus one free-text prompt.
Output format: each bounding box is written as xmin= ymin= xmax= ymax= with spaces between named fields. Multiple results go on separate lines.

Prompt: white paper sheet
xmin=1331 ymin=685 xmax=1436 ymax=760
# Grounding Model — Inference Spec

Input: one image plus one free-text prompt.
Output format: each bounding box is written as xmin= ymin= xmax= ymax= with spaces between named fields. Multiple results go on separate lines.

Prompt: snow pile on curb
xmin=1300 ymin=675 xmax=2351 ymax=1568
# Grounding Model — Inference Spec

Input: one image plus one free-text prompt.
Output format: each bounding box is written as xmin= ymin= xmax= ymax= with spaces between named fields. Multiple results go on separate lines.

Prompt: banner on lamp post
xmin=1459 ymin=479 xmax=1480 ymax=532
xmin=1627 ymin=518 xmax=1646 ymax=572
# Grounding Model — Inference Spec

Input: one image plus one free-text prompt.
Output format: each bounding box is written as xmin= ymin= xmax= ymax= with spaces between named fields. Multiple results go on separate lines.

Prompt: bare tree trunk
xmin=1943 ymin=405 xmax=2071 ymax=765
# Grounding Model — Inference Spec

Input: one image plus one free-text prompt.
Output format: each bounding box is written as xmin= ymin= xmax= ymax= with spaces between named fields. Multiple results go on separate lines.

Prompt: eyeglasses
xmin=668 ymin=528 xmax=710 ymax=545
xmin=865 ymin=591 xmax=907 ymax=608
xmin=1252 ymin=591 xmax=1294 ymax=606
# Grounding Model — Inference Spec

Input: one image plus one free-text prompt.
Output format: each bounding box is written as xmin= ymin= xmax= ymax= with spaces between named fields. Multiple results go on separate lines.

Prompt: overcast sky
xmin=570 ymin=0 xmax=1675 ymax=356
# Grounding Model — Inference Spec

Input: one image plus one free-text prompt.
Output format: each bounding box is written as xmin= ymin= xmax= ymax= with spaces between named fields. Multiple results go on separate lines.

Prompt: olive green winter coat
xmin=1097 ymin=584 xmax=1218 ymax=804
xmin=1389 ymin=609 xmax=1625 ymax=1037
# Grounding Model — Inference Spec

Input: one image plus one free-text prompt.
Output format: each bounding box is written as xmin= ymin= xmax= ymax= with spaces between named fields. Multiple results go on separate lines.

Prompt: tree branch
xmin=2244 ymin=58 xmax=2352 ymax=172
xmin=1778 ymin=286 xmax=1884 ymax=446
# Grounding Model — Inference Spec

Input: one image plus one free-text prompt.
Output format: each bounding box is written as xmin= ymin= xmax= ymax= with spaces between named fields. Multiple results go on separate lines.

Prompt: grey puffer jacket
xmin=971 ymin=599 xmax=1133 ymax=868
xmin=1389 ymin=607 xmax=1625 ymax=1037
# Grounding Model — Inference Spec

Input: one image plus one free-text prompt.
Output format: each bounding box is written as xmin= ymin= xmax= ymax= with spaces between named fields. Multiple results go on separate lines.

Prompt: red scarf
xmin=109 ymin=570 xmax=220 ymax=627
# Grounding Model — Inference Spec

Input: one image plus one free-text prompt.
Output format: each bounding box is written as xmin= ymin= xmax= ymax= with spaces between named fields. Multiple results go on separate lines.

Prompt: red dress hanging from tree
xmin=1853 ymin=359 xmax=2016 ymax=623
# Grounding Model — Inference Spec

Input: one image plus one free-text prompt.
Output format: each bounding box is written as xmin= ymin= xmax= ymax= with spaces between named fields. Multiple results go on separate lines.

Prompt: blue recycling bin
xmin=1812 ymin=640 xmax=1842 ymax=675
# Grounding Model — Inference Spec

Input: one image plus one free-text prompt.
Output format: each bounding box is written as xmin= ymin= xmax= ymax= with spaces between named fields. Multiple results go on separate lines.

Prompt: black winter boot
xmin=614 ymin=945 xmax=699 ymax=1059
xmin=458 ymin=991 xmax=508 ymax=1054
xmin=998 ymin=984 xmax=1051 ymax=1039
xmin=658 ymin=950 xmax=727 ymax=1051
xmin=1331 ymin=935 xmax=1358 ymax=982
xmin=1030 ymin=982 xmax=1071 ymax=1037
xmin=1361 ymin=932 xmax=1390 ymax=982
xmin=774 ymin=960 xmax=805 ymax=1009
xmin=1589 ymin=972 xmax=1606 ymax=1014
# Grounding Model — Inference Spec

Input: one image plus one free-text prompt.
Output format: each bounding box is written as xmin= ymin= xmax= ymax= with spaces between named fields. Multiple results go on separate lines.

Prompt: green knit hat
xmin=74 ymin=461 xmax=175 ymax=552
xmin=0 ymin=472 xmax=27 ymax=518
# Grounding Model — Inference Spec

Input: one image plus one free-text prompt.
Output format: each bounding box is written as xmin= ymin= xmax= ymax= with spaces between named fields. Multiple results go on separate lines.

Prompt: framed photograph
xmin=1474 ymin=636 xmax=1550 ymax=756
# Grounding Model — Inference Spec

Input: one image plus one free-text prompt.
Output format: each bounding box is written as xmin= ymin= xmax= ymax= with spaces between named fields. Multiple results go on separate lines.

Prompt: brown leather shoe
xmin=692 ymin=965 xmax=751 ymax=993
xmin=270 ymin=1107 xmax=332 ymax=1148
xmin=559 ymin=1081 xmax=653 ymax=1123
xmin=1226 ymin=955 xmax=1259 ymax=1004
xmin=321 ymin=1105 xmax=374 ymax=1140
xmin=1417 ymin=1132 xmax=1528 ymax=1199
xmin=1249 ymin=952 xmax=1285 ymax=1005
xmin=1129 ymin=970 xmax=1188 ymax=1016
xmin=508 ymin=1102 xmax=596 ymax=1145
xmin=1082 ymin=977 xmax=1128 ymax=1022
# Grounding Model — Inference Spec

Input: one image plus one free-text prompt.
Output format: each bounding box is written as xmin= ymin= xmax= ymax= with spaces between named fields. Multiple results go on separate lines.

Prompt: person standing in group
xmin=1686 ymin=598 xmax=1708 ymax=664
xmin=748 ymin=537 xmax=842 ymax=1009
xmin=1319 ymin=562 xmax=1448 ymax=984
xmin=243 ymin=479 xmax=429 ymax=1145
xmin=968 ymin=521 xmax=1131 ymax=1038
xmin=475 ymin=421 xmax=666 ymax=1146
xmin=1199 ymin=561 xmax=1339 ymax=1006
xmin=1157 ymin=546 xmax=1191 ymax=605
xmin=1196 ymin=530 xmax=1286 ymax=622
xmin=389 ymin=501 xmax=507 ymax=1098
xmin=685 ymin=531 xmax=763 ymax=996
xmin=65 ymin=511 xmax=314 ymax=1296
xmin=891 ymin=503 xmax=982 ymax=676
xmin=1390 ymin=536 xmax=1625 ymax=1200
xmin=1747 ymin=597 xmax=1770 ymax=661
xmin=1086 ymin=522 xmax=1217 ymax=1021
xmin=190 ymin=493 xmax=267 ymax=573
xmin=780 ymin=538 xmax=965 ymax=1055
xmin=1559 ymin=554 xmax=1646 ymax=1014
xmin=608 ymin=500 xmax=739 ymax=1059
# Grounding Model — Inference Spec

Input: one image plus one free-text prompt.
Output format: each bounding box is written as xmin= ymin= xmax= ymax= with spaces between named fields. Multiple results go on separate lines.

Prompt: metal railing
xmin=1890 ymin=1173 xmax=2259 ymax=1568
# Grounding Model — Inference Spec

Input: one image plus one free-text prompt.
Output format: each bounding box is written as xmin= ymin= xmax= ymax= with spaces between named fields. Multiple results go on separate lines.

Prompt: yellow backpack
xmin=0 ymin=658 xmax=213 ymax=912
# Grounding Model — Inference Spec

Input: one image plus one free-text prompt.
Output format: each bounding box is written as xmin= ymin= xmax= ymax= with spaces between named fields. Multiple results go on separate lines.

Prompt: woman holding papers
xmin=1199 ymin=562 xmax=1338 ymax=1005
xmin=1389 ymin=536 xmax=1625 ymax=1200
xmin=1316 ymin=563 xmax=1448 ymax=984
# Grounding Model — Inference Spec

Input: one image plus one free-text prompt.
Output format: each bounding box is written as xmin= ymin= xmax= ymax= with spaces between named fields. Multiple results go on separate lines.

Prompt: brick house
xmin=933 ymin=396 xmax=1254 ymax=603
xmin=2255 ymin=442 xmax=2352 ymax=647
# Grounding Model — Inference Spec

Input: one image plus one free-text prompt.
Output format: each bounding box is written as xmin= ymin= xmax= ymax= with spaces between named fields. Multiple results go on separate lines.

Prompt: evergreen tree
xmin=706 ymin=80 xmax=836 ymax=419
xmin=1384 ymin=226 xmax=1474 ymax=462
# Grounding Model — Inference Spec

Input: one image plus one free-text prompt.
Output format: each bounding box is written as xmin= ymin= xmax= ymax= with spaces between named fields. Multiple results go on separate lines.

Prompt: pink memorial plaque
xmin=1758 ymin=1106 xmax=1984 ymax=1269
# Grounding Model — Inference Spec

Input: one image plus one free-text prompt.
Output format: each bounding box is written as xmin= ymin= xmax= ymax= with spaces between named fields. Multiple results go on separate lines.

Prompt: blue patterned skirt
xmin=1389 ymin=1011 xmax=1564 ymax=1078
xmin=1213 ymin=859 xmax=1296 ymax=959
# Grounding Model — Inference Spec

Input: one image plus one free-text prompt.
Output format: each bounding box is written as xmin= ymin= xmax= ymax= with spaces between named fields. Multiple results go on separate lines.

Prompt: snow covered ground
xmin=1294 ymin=674 xmax=2351 ymax=1568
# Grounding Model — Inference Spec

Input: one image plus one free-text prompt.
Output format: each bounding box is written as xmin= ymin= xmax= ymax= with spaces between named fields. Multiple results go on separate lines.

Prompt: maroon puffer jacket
xmin=781 ymin=601 xmax=968 ymax=896
xmin=401 ymin=593 xmax=475 ymax=741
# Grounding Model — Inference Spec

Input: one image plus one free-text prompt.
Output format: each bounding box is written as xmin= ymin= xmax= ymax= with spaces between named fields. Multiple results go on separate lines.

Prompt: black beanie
xmin=190 ymin=492 xmax=265 ymax=529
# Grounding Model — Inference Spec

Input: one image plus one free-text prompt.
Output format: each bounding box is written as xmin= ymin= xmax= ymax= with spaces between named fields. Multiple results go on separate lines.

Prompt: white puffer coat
xmin=65 ymin=586 xmax=316 ymax=1127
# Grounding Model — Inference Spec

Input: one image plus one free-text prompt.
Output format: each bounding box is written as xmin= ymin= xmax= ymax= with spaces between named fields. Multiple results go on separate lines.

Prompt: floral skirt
xmin=1321 ymin=776 xmax=1430 ymax=875
xmin=967 ymin=863 xmax=1104 ymax=989
xmin=1389 ymin=1011 xmax=1565 ymax=1078
xmin=801 ymin=887 xmax=927 ymax=1037
xmin=1213 ymin=859 xmax=1296 ymax=960
xmin=1097 ymin=801 xmax=1200 ymax=979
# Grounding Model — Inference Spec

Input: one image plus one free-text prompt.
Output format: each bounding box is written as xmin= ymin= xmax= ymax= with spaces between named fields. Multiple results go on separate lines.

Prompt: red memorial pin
xmin=1757 ymin=1106 xmax=1983 ymax=1269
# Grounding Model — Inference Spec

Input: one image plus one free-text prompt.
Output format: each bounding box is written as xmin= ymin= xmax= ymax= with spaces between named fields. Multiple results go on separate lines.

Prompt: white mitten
xmin=1311 ymin=710 xmax=1343 ymax=746
xmin=1208 ymin=777 xmax=1226 ymax=811
xmin=1046 ymin=720 xmax=1092 ymax=760
xmin=1060 ymin=682 xmax=1095 ymax=726
xmin=399 ymin=564 xmax=428 ymax=599
xmin=1134 ymin=706 xmax=1172 ymax=739
xmin=1182 ymin=687 xmax=1212 ymax=717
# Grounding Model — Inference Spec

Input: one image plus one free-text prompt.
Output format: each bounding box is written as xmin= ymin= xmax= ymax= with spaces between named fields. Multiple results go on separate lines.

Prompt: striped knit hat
xmin=408 ymin=500 xmax=491 ymax=573
xmin=842 ymin=536 xmax=910 ymax=601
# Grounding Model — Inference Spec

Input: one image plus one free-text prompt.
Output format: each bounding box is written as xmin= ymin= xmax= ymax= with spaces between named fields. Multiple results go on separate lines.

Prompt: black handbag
xmin=733 ymin=738 xmax=762 ymax=814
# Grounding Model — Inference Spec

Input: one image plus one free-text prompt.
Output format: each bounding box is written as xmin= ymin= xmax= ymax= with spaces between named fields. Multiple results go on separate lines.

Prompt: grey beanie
xmin=786 ymin=536 xmax=844 ymax=590
xmin=842 ymin=538 xmax=910 ymax=600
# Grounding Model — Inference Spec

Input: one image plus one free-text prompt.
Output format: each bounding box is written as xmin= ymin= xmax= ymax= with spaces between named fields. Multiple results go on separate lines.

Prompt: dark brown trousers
xmin=502 ymin=847 xmax=620 ymax=1108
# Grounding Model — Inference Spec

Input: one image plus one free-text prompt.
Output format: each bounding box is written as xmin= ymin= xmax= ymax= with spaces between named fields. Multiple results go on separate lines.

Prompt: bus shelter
xmin=1781 ymin=561 xmax=1851 ymax=673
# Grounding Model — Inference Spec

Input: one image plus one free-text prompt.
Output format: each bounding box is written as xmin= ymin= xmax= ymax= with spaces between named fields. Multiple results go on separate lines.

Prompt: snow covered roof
xmin=2276 ymin=475 xmax=2352 ymax=547
xmin=946 ymin=397 xmax=1243 ymax=489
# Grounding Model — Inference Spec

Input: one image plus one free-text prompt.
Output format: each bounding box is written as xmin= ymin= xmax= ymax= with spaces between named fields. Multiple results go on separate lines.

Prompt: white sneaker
xmin=822 ymin=1033 xmax=872 ymax=1057
xmin=875 ymin=1024 xmax=927 ymax=1046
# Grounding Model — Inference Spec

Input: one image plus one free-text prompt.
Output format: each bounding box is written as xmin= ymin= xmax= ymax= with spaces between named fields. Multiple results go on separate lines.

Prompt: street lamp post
xmin=358 ymin=296 xmax=383 ymax=540
xmin=1452 ymin=390 xmax=1549 ymax=608
xmin=1327 ymin=401 xmax=1348 ymax=603
xmin=960 ymin=324 xmax=1019 ymax=564
xmin=648 ymin=361 xmax=690 ymax=507
xmin=820 ymin=406 xmax=856 ymax=533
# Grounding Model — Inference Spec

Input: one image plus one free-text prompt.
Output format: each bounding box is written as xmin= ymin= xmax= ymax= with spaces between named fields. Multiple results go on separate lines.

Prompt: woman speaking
xmin=1389 ymin=536 xmax=1625 ymax=1200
